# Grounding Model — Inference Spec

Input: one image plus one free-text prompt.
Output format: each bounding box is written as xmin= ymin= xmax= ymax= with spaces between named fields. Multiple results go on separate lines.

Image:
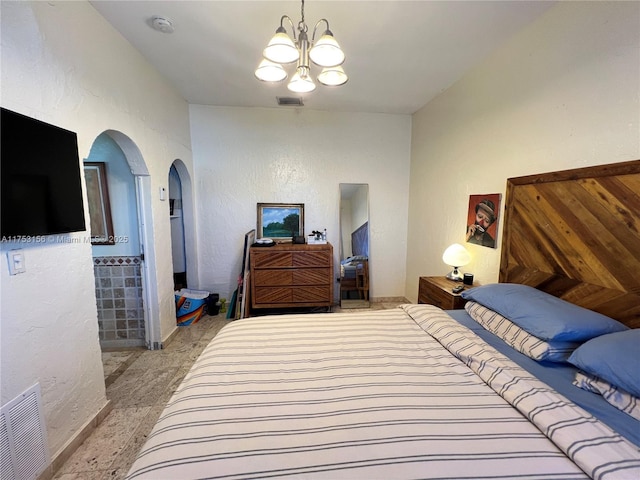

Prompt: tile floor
xmin=53 ymin=302 xmax=404 ymax=479
xmin=53 ymin=314 xmax=228 ymax=480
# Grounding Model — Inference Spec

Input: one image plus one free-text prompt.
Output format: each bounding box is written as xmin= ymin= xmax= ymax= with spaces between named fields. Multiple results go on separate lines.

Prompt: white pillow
xmin=573 ymin=371 xmax=640 ymax=421
xmin=465 ymin=301 xmax=579 ymax=362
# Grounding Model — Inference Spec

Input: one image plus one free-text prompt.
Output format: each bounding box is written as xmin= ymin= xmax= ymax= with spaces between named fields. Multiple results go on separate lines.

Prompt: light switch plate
xmin=7 ymin=249 xmax=26 ymax=275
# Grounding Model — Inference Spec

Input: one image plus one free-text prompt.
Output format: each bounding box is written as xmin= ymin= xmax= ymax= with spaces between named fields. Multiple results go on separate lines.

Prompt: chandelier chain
xmin=298 ymin=0 xmax=308 ymax=34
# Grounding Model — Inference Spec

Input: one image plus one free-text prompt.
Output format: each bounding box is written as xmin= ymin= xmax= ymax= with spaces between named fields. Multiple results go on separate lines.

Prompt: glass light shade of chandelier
xmin=309 ymin=32 xmax=345 ymax=67
xmin=255 ymin=59 xmax=288 ymax=82
xmin=317 ymin=65 xmax=348 ymax=86
xmin=255 ymin=0 xmax=347 ymax=93
xmin=442 ymin=243 xmax=471 ymax=281
xmin=288 ymin=67 xmax=316 ymax=93
xmin=263 ymin=29 xmax=300 ymax=64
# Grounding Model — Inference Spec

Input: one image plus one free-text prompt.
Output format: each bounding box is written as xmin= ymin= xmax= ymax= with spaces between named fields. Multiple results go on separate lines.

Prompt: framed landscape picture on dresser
xmin=257 ymin=203 xmax=304 ymax=241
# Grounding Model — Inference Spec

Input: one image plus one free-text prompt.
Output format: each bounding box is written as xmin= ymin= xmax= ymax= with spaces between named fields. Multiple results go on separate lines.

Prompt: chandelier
xmin=254 ymin=0 xmax=348 ymax=93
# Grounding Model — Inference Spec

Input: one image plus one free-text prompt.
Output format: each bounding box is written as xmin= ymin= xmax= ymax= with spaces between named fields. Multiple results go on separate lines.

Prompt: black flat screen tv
xmin=1 ymin=108 xmax=86 ymax=238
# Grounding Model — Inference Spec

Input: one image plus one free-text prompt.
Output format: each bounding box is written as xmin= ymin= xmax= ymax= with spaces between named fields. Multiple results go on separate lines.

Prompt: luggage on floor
xmin=175 ymin=288 xmax=209 ymax=325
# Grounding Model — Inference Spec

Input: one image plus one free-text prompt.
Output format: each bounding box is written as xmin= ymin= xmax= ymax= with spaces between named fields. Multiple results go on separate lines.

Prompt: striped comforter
xmin=126 ymin=305 xmax=639 ymax=479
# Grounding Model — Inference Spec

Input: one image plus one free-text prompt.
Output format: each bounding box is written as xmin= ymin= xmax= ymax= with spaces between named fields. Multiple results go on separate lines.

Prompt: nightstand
xmin=418 ymin=276 xmax=470 ymax=310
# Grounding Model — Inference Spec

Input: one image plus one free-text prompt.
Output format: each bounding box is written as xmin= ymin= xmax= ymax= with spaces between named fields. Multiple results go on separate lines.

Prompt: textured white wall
xmin=406 ymin=1 xmax=640 ymax=301
xmin=0 ymin=1 xmax=193 ymax=456
xmin=189 ymin=106 xmax=412 ymax=302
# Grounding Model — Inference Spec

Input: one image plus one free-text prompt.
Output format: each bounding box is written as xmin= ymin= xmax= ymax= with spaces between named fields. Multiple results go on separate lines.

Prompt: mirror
xmin=339 ymin=183 xmax=370 ymax=308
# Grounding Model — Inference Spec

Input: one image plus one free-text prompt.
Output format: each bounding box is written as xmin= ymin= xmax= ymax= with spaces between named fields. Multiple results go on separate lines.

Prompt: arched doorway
xmin=85 ymin=130 xmax=161 ymax=350
xmin=168 ymin=159 xmax=198 ymax=291
xmin=169 ymin=164 xmax=186 ymax=289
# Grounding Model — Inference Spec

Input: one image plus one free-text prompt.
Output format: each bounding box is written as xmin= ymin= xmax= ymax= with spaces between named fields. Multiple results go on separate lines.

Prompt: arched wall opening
xmin=169 ymin=159 xmax=198 ymax=291
xmin=85 ymin=130 xmax=162 ymax=350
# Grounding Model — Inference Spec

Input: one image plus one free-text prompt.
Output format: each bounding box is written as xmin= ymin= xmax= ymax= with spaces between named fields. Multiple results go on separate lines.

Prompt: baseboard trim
xmin=162 ymin=325 xmax=180 ymax=349
xmin=38 ymin=399 xmax=113 ymax=480
xmin=370 ymin=296 xmax=409 ymax=303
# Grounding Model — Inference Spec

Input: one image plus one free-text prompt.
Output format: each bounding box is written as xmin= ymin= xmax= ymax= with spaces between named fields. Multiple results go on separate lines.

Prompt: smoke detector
xmin=149 ymin=15 xmax=174 ymax=34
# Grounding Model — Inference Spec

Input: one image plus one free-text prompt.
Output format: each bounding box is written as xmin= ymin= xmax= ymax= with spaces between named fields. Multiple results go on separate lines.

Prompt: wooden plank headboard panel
xmin=499 ymin=160 xmax=640 ymax=327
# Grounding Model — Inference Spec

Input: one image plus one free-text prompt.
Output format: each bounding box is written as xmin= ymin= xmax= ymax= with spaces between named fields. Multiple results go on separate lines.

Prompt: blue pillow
xmin=460 ymin=283 xmax=627 ymax=341
xmin=568 ymin=330 xmax=640 ymax=398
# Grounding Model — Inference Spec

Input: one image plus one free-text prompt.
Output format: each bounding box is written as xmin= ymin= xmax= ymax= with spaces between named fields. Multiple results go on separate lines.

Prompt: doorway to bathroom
xmin=85 ymin=130 xmax=160 ymax=351
xmin=86 ymin=132 xmax=146 ymax=349
xmin=169 ymin=163 xmax=187 ymax=290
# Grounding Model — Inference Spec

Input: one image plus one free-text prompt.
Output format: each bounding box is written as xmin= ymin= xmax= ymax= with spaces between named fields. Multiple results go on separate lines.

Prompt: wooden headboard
xmin=499 ymin=160 xmax=640 ymax=327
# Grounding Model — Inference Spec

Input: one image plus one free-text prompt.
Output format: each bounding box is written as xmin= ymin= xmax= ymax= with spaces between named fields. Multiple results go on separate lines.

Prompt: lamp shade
xmin=442 ymin=243 xmax=471 ymax=268
xmin=254 ymin=59 xmax=287 ymax=82
xmin=442 ymin=243 xmax=471 ymax=281
xmin=309 ymin=32 xmax=345 ymax=67
xmin=317 ymin=66 xmax=348 ymax=86
xmin=288 ymin=69 xmax=316 ymax=93
xmin=263 ymin=31 xmax=299 ymax=64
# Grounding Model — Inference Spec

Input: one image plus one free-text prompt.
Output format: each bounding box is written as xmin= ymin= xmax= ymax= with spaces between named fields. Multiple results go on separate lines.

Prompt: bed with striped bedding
xmin=126 ymin=305 xmax=639 ymax=480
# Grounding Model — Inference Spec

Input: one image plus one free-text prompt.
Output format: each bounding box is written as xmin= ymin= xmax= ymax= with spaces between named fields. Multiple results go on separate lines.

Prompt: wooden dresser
xmin=250 ymin=243 xmax=334 ymax=310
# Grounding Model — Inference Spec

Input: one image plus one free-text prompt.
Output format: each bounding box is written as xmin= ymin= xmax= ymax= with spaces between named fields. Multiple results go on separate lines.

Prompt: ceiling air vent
xmin=276 ymin=97 xmax=304 ymax=107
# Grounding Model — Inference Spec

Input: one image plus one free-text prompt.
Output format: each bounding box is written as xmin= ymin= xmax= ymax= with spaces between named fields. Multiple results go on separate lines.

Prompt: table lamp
xmin=442 ymin=243 xmax=471 ymax=281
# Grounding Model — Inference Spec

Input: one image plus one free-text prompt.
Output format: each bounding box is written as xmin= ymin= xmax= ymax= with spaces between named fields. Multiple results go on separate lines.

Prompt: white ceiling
xmin=90 ymin=1 xmax=553 ymax=115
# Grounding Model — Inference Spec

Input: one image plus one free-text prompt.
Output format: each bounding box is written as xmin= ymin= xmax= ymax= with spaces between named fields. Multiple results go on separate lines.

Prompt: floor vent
xmin=277 ymin=96 xmax=304 ymax=106
xmin=0 ymin=384 xmax=50 ymax=480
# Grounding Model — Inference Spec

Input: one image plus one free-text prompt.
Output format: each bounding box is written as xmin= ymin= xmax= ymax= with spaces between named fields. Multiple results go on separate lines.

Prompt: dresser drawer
xmin=293 ymin=251 xmax=332 ymax=267
xmin=254 ymin=286 xmax=331 ymax=306
xmin=252 ymin=251 xmax=292 ymax=268
xmin=253 ymin=268 xmax=332 ymax=286
xmin=293 ymin=286 xmax=332 ymax=303
xmin=253 ymin=270 xmax=293 ymax=286
xmin=253 ymin=250 xmax=332 ymax=268
xmin=253 ymin=287 xmax=293 ymax=305
xmin=418 ymin=290 xmax=456 ymax=309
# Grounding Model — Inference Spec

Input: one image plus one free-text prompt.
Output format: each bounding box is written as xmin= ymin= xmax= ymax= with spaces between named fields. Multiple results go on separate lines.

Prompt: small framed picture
xmin=466 ymin=194 xmax=501 ymax=249
xmin=257 ymin=203 xmax=304 ymax=242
